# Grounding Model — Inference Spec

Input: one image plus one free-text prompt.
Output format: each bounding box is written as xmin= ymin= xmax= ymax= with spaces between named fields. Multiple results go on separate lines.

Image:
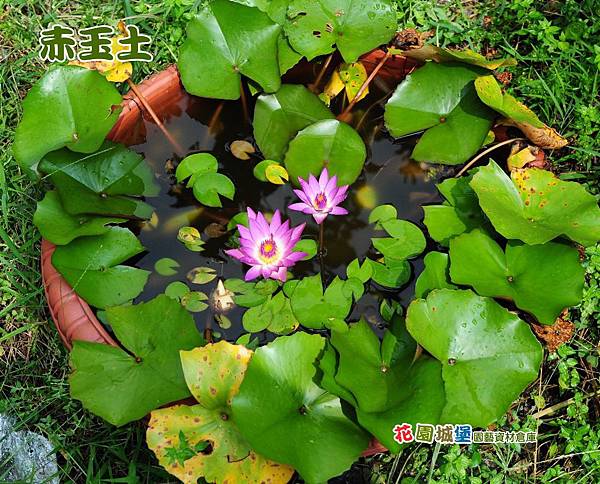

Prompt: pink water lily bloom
xmin=289 ymin=168 xmax=349 ymax=224
xmin=225 ymin=208 xmax=306 ymax=282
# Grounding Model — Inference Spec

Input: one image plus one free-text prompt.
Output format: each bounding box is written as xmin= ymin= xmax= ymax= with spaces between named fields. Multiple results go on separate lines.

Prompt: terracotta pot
xmin=41 ymin=52 xmax=418 ymax=454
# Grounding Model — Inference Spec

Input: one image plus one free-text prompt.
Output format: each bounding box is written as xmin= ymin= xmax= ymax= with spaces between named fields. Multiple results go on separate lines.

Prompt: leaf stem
xmin=338 ymin=51 xmax=392 ymax=120
xmin=455 ymin=137 xmax=525 ymax=177
xmin=318 ymin=221 xmax=325 ymax=284
xmin=126 ymin=79 xmax=185 ymax=157
xmin=204 ymin=312 xmax=214 ymax=343
xmin=310 ymin=53 xmax=334 ymax=93
xmin=239 ymin=79 xmax=250 ymax=125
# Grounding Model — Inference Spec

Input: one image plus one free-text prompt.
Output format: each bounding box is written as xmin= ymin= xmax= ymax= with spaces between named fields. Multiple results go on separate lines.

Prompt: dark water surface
xmin=127 ymin=92 xmax=445 ymax=341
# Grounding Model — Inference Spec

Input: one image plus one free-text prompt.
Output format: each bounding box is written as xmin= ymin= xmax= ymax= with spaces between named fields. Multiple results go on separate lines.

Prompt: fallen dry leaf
xmin=230 ymin=140 xmax=255 ymax=160
xmin=531 ymin=313 xmax=574 ymax=352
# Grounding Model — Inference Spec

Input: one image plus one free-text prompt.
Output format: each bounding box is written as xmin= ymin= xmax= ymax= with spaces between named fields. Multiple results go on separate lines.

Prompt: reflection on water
xmin=126 ymin=93 xmax=446 ymax=341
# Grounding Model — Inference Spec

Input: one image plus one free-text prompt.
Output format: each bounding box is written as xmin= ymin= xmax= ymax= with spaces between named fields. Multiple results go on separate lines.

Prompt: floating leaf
xmin=293 ymin=238 xmax=318 ymax=260
xmin=13 ymin=65 xmax=122 ymax=170
xmin=179 ymin=0 xmax=281 ymax=100
xmin=243 ymin=291 xmax=298 ymax=334
xmin=34 ymin=191 xmax=125 ymax=245
xmin=187 ymin=267 xmax=218 ymax=285
xmin=39 ymin=141 xmax=158 ymax=218
xmin=165 ymin=281 xmax=190 ymax=300
xmin=285 ymin=0 xmax=396 ymax=62
xmin=372 ymin=219 xmax=426 ymax=260
xmin=346 ymin=258 xmax=373 ymax=283
xmin=379 ymin=298 xmax=402 ymax=322
xmin=181 ymin=291 xmax=209 ymax=312
xmin=225 ymin=278 xmax=278 ymax=308
xmin=385 ymin=63 xmax=495 ymax=165
xmin=406 ymin=289 xmax=543 ymax=427
xmin=284 ymin=119 xmax=366 ymax=185
xmin=356 ymin=184 xmax=377 ymax=210
xmin=289 ymin=275 xmax=352 ymax=329
xmin=367 ymin=258 xmax=411 ymax=289
xmin=356 ymin=356 xmax=444 ymax=453
xmin=148 ymin=342 xmax=294 ymax=484
xmin=471 ymin=160 xmax=600 ymax=246
xmin=155 ymin=257 xmax=180 ymax=276
xmin=423 ymin=173 xmax=488 ymax=245
xmin=397 ymin=45 xmax=516 ymax=70
xmin=52 ymin=227 xmax=149 ymax=308
xmin=414 ymin=251 xmax=456 ymax=298
xmin=232 ymin=333 xmax=369 ymax=482
xmin=253 ymin=84 xmax=334 ymax=161
xmin=70 ymin=295 xmax=204 ymax=426
xmin=329 ymin=318 xmax=416 ymax=412
xmin=253 ymin=159 xmax=280 ymax=182
xmin=265 ymin=164 xmax=289 ymax=184
xmin=178 ymin=226 xmax=202 ymax=244
xmin=449 ymin=229 xmax=584 ymax=324
xmin=474 ymin=75 xmax=567 ymax=149
xmin=176 ymin=153 xmax=218 ymax=185
xmin=215 ymin=314 xmax=232 ymax=329
xmin=230 ymin=140 xmax=255 ymax=160
xmin=369 ymin=204 xmax=398 ymax=228
xmin=192 ymin=172 xmax=235 ymax=208
xmin=227 ymin=212 xmax=250 ymax=231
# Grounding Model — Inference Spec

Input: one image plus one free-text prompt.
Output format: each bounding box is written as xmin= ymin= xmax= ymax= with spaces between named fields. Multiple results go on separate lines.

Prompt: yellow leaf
xmin=356 ymin=185 xmax=377 ymax=209
xmin=507 ymin=145 xmax=537 ymax=171
xmin=513 ymin=122 xmax=568 ymax=150
xmin=338 ymin=62 xmax=369 ymax=102
xmin=231 ymin=140 xmax=255 ymax=160
xmin=68 ymin=34 xmax=132 ymax=83
xmin=265 ymin=164 xmax=289 ymax=185
xmin=323 ymin=70 xmax=345 ymax=101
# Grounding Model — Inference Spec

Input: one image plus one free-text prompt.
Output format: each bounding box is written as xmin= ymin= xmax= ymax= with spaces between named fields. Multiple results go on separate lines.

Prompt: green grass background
xmin=1 ymin=0 xmax=599 ymax=482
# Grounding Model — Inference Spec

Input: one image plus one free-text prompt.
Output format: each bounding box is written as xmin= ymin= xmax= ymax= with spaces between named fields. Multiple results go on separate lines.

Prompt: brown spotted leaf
xmin=531 ymin=314 xmax=574 ymax=352
xmin=147 ymin=342 xmax=294 ymax=484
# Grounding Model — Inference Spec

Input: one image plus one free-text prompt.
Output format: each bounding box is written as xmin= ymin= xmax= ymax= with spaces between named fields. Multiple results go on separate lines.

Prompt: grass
xmin=1 ymin=0 xmax=599 ymax=482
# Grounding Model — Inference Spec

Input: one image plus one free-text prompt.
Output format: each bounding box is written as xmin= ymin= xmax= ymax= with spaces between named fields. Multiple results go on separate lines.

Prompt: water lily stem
xmin=455 ymin=137 xmax=525 ymax=177
xmin=310 ymin=53 xmax=334 ymax=93
xmin=239 ymin=79 xmax=250 ymax=125
xmin=126 ymin=79 xmax=185 ymax=157
xmin=204 ymin=313 xmax=214 ymax=343
xmin=318 ymin=222 xmax=325 ymax=284
xmin=338 ymin=51 xmax=392 ymax=120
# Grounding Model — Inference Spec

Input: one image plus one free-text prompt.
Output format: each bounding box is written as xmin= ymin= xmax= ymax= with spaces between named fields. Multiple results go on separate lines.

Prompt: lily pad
xmin=232 ymin=333 xmax=370 ymax=483
xmin=329 ymin=318 xmax=417 ymax=412
xmin=293 ymin=238 xmax=318 ymax=260
xmin=423 ymin=173 xmax=488 ymax=245
xmin=242 ymin=291 xmax=298 ymax=334
xmin=192 ymin=172 xmax=235 ymax=208
xmin=384 ymin=63 xmax=495 ymax=165
xmin=13 ymin=65 xmax=122 ymax=170
xmin=371 ymin=219 xmax=426 ymax=260
xmin=34 ymin=191 xmax=125 ymax=245
xmin=155 ymin=257 xmax=180 ymax=276
xmin=70 ymin=295 xmax=204 ymax=426
xmin=285 ymin=0 xmax=397 ymax=62
xmin=179 ymin=0 xmax=281 ymax=100
xmin=406 ymin=289 xmax=543 ymax=427
xmin=414 ymin=251 xmax=456 ymax=298
xmin=176 ymin=153 xmax=218 ymax=186
xmin=449 ymin=229 xmax=584 ymax=324
xmin=51 ymin=226 xmax=149 ymax=308
xmin=356 ymin=356 xmax=445 ymax=453
xmin=147 ymin=342 xmax=294 ymax=484
xmin=289 ymin=275 xmax=352 ymax=328
xmin=253 ymin=84 xmax=334 ymax=161
xmin=367 ymin=258 xmax=411 ymax=289
xmin=470 ymin=161 xmax=600 ymax=246
xmin=284 ymin=119 xmax=366 ymax=185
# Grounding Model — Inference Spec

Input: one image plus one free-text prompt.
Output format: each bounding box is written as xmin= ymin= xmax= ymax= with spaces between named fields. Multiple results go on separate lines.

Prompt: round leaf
xmin=367 ymin=258 xmax=411 ymax=289
xmin=414 ymin=251 xmax=456 ymax=298
xmin=406 ymin=289 xmax=543 ymax=427
xmin=372 ymin=219 xmax=426 ymax=260
xmin=165 ymin=281 xmax=190 ymax=300
xmin=284 ymin=119 xmax=366 ymax=186
xmin=176 ymin=153 xmax=218 ymax=184
xmin=155 ymin=257 xmax=180 ymax=276
xmin=192 ymin=172 xmax=235 ymax=208
xmin=232 ymin=333 xmax=369 ymax=482
xmin=14 ymin=65 xmax=122 ymax=170
xmin=384 ymin=63 xmax=495 ymax=165
xmin=253 ymin=84 xmax=334 ymax=161
xmin=293 ymin=238 xmax=318 ymax=260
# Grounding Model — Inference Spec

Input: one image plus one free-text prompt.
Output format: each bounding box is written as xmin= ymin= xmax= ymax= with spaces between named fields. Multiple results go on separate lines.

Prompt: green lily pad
xmin=356 ymin=356 xmax=445 ymax=453
xmin=39 ymin=142 xmax=157 ymax=219
xmin=149 ymin=342 xmax=296 ymax=484
xmin=449 ymin=229 xmax=585 ymax=324
xmin=165 ymin=281 xmax=190 ymax=300
xmin=406 ymin=289 xmax=543 ymax=427
xmin=155 ymin=257 xmax=180 ymax=276
xmin=192 ymin=172 xmax=235 ymax=207
xmin=13 ymin=65 xmax=122 ymax=171
xmin=289 ymin=274 xmax=352 ymax=329
xmin=293 ymin=238 xmax=318 ymax=260
xmin=368 ymin=204 xmax=397 ymax=228
xmin=329 ymin=318 xmax=417 ymax=413
xmin=367 ymin=258 xmax=411 ymax=289
xmin=243 ymin=291 xmax=298 ymax=334
xmin=346 ymin=258 xmax=373 ymax=283
xmin=232 ymin=333 xmax=370 ymax=483
xmin=52 ymin=226 xmax=149 ymax=308
xmin=285 ymin=0 xmax=397 ymax=62
xmin=384 ymin=63 xmax=495 ymax=165
xmin=423 ymin=173 xmax=488 ymax=245
xmin=179 ymin=0 xmax=281 ymax=100
xmin=176 ymin=153 xmax=218 ymax=186
xmin=34 ymin=191 xmax=125 ymax=245
xmin=284 ymin=119 xmax=366 ymax=185
xmin=414 ymin=251 xmax=456 ymax=298
xmin=371 ymin=219 xmax=426 ymax=260
xmin=253 ymin=84 xmax=334 ymax=161
xmin=69 ymin=295 xmax=204 ymax=426
xmin=181 ymin=291 xmax=209 ymax=313
xmin=470 ymin=161 xmax=600 ymax=246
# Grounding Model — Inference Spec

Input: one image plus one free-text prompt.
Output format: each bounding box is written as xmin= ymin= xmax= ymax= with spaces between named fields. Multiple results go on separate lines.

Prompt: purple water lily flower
xmin=289 ymin=168 xmax=349 ymax=224
xmin=225 ymin=208 xmax=306 ymax=282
